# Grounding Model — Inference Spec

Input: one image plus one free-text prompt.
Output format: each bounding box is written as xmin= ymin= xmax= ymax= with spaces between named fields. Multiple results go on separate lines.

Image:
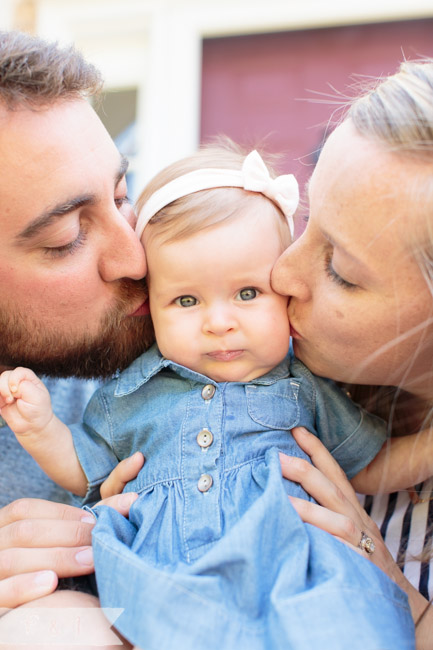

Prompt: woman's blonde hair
xmin=348 ymin=60 xmax=433 ymax=290
xmin=135 ymin=139 xmax=292 ymax=248
xmin=349 ymin=60 xmax=433 ymax=155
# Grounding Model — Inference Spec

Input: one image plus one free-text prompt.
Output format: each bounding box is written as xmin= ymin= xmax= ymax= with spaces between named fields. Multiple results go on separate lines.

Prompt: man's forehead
xmin=0 ymin=98 xmax=110 ymax=160
xmin=0 ymin=99 xmax=121 ymax=235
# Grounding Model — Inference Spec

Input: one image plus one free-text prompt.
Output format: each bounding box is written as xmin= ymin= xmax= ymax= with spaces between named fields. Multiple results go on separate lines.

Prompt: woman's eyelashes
xmin=324 ymin=254 xmax=358 ymax=290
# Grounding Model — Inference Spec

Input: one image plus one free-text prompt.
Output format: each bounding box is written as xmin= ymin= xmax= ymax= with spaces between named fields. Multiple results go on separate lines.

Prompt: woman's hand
xmin=281 ymin=427 xmax=430 ymax=632
xmin=281 ymin=427 xmax=401 ymax=574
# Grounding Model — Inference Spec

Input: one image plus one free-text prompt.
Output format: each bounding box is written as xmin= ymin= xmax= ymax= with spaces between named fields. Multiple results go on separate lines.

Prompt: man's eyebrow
xmin=15 ymin=155 xmax=129 ymax=243
xmin=116 ymin=155 xmax=129 ymax=185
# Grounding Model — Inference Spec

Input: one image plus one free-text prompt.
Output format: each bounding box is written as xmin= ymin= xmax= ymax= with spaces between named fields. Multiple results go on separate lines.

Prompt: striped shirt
xmin=360 ymin=480 xmax=433 ymax=600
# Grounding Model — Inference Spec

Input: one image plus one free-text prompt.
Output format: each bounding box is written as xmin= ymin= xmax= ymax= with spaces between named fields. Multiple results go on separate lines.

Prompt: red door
xmin=201 ymin=18 xmax=433 ymax=206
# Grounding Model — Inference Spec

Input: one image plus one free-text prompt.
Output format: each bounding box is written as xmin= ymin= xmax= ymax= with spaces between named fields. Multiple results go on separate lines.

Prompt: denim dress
xmin=73 ymin=346 xmax=414 ymax=649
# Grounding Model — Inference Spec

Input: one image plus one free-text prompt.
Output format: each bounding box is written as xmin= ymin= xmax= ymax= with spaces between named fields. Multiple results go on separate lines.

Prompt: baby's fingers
xmin=3 ymin=369 xmax=50 ymax=414
xmin=0 ymin=371 xmax=15 ymax=406
xmin=6 ymin=367 xmax=41 ymax=398
xmin=0 ymin=367 xmax=36 ymax=404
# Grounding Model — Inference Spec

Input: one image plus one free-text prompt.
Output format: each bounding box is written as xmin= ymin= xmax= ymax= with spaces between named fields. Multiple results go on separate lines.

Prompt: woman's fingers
xmin=292 ymin=427 xmax=358 ymax=496
xmin=280 ymin=451 xmax=360 ymax=522
xmin=286 ymin=427 xmax=366 ymax=514
xmin=0 ymin=570 xmax=58 ymax=609
xmin=282 ymin=428 xmax=385 ymax=565
xmin=281 ymin=451 xmax=371 ymax=554
xmin=288 ymin=495 xmax=362 ymax=548
xmin=99 ymin=452 xmax=145 ymax=500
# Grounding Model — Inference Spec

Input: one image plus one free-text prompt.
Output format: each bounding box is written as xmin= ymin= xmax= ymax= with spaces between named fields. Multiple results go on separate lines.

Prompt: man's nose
xmin=271 ymin=237 xmax=312 ymax=303
xmin=98 ymin=208 xmax=147 ymax=282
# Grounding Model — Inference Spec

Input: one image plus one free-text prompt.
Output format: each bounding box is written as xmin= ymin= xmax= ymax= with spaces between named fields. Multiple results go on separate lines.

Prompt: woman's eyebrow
xmin=15 ymin=155 xmax=129 ymax=243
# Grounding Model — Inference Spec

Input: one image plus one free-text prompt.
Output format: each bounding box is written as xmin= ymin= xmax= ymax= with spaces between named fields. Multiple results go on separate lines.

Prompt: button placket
xmin=197 ymin=383 xmax=216 ymax=491
xmin=182 ymin=382 xmax=223 ymax=549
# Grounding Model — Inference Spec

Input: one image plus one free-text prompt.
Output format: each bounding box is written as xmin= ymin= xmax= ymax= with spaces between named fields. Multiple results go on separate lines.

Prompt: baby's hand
xmin=0 ymin=367 xmax=53 ymax=436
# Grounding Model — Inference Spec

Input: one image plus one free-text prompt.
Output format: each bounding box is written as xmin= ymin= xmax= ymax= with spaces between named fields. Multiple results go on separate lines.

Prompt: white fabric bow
xmin=242 ymin=150 xmax=298 ymax=238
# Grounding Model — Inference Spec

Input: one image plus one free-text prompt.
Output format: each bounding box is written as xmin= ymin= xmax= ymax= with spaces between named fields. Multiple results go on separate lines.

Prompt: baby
xmin=0 ymin=145 xmax=414 ymax=649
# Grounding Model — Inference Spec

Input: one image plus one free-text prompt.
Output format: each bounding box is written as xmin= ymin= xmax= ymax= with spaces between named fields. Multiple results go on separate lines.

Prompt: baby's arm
xmin=350 ymin=429 xmax=433 ymax=494
xmin=0 ymin=368 xmax=87 ymax=496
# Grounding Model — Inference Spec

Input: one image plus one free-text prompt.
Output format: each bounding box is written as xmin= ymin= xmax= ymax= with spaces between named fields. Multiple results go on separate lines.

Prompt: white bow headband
xmin=135 ymin=150 xmax=299 ymax=239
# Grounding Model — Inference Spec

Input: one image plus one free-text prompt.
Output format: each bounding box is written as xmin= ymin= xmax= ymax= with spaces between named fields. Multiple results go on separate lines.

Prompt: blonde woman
xmin=273 ymin=60 xmax=433 ymax=647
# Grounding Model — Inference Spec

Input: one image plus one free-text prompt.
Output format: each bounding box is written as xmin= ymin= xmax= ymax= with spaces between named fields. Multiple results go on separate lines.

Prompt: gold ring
xmin=358 ymin=531 xmax=375 ymax=555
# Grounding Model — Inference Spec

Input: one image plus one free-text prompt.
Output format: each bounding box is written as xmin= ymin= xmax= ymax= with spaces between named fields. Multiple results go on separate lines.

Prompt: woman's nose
xmin=271 ymin=239 xmax=312 ymax=302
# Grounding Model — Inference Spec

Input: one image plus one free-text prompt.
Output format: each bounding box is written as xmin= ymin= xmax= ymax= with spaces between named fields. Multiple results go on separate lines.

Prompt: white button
xmin=196 ymin=429 xmax=213 ymax=448
xmin=201 ymin=384 xmax=216 ymax=400
xmin=197 ymin=474 xmax=213 ymax=492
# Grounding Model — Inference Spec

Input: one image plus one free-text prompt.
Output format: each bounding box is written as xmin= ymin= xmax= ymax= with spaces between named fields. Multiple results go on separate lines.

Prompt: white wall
xmin=0 ymin=0 xmax=16 ymax=29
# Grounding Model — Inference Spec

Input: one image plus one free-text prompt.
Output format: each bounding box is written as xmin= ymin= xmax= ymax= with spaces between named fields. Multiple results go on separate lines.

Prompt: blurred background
xmin=3 ymin=0 xmax=433 ymax=207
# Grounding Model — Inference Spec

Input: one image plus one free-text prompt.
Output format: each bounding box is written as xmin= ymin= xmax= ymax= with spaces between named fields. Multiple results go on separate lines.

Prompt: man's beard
xmin=0 ymin=279 xmax=154 ymax=379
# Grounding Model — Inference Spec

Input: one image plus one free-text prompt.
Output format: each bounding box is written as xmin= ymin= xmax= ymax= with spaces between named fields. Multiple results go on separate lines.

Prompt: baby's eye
xmin=175 ymin=295 xmax=198 ymax=308
xmin=236 ymin=287 xmax=259 ymax=301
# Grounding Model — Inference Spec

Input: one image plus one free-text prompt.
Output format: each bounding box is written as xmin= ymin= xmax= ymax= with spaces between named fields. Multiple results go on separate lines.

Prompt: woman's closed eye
xmin=324 ymin=255 xmax=358 ymax=291
xmin=175 ymin=295 xmax=198 ymax=308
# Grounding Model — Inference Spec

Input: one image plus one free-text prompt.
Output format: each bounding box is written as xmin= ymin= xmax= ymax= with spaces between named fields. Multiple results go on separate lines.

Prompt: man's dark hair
xmin=0 ymin=30 xmax=102 ymax=108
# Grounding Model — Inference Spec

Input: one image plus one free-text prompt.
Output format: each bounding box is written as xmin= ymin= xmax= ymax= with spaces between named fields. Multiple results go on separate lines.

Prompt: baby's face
xmin=142 ymin=208 xmax=290 ymax=382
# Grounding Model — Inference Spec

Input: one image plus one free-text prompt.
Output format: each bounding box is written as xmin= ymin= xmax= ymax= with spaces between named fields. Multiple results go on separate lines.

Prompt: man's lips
xmin=129 ymin=301 xmax=150 ymax=316
xmin=207 ymin=350 xmax=244 ymax=361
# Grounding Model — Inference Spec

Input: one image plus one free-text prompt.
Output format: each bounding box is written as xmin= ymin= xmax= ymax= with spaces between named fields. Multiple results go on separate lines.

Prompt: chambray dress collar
xmin=114 ymin=343 xmax=291 ymax=397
